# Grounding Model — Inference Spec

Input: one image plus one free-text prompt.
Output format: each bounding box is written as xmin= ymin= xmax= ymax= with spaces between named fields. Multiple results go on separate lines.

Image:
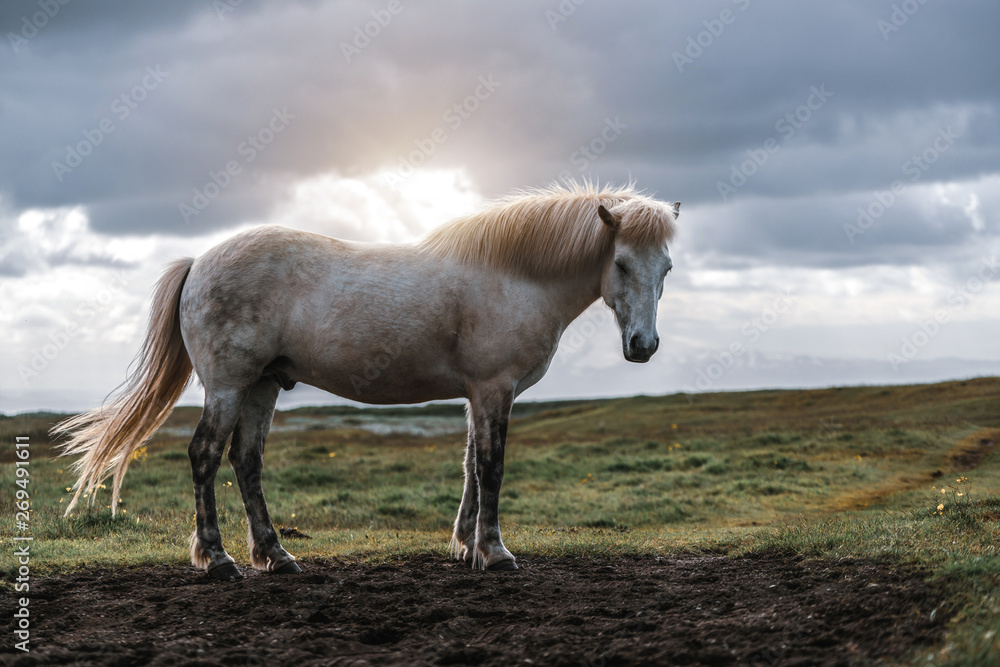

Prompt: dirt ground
xmin=2 ymin=551 xmax=950 ymax=667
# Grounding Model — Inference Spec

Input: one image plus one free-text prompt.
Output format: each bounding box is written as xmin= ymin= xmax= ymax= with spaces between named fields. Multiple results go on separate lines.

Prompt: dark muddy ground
xmin=2 ymin=552 xmax=950 ymax=667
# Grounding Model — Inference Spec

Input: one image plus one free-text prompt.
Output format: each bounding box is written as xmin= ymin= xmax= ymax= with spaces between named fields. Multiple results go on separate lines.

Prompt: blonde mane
xmin=418 ymin=182 xmax=677 ymax=279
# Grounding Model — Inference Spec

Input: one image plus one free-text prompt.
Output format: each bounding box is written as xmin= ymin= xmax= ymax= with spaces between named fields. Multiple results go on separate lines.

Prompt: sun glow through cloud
xmin=276 ymin=168 xmax=483 ymax=243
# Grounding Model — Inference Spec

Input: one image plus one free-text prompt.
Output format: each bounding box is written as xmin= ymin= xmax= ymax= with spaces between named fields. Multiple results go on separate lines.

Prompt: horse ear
xmin=672 ymin=202 xmax=681 ymax=219
xmin=597 ymin=205 xmax=620 ymax=229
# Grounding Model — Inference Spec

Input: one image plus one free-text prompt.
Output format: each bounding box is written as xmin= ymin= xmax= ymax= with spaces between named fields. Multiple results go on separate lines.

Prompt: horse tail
xmin=53 ymin=257 xmax=195 ymax=516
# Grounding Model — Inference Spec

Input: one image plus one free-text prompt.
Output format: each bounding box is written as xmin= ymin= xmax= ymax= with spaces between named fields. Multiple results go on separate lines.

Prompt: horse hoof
xmin=208 ymin=563 xmax=244 ymax=581
xmin=274 ymin=560 xmax=302 ymax=575
xmin=487 ymin=559 xmax=518 ymax=572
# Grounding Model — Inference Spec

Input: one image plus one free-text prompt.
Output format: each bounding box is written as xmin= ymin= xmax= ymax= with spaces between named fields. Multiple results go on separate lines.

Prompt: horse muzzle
xmin=624 ymin=332 xmax=659 ymax=363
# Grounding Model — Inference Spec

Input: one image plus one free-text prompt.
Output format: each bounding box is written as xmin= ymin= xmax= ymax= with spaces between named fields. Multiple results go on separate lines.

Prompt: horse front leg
xmin=469 ymin=386 xmax=517 ymax=571
xmin=451 ymin=431 xmax=478 ymax=563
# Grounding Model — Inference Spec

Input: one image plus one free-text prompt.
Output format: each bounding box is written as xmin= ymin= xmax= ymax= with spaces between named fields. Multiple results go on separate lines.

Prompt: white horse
xmin=55 ymin=182 xmax=679 ymax=579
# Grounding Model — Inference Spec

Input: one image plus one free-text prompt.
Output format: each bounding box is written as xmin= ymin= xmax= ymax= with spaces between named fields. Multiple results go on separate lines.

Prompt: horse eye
xmin=615 ymin=261 xmax=628 ymax=275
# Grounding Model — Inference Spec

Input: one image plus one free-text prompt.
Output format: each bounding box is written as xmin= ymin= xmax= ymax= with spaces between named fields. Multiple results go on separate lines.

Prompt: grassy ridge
xmin=2 ymin=377 xmax=999 ymax=664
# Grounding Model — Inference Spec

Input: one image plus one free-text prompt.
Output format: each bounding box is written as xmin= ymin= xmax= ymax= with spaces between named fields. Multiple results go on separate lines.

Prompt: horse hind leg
xmin=188 ymin=389 xmax=247 ymax=580
xmin=228 ymin=378 xmax=300 ymax=574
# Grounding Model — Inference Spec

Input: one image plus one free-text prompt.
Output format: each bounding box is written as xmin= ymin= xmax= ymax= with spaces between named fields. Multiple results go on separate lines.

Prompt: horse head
xmin=598 ymin=200 xmax=679 ymax=363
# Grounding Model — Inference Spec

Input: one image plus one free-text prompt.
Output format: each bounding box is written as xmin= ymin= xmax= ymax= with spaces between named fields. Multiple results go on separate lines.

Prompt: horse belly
xmin=289 ymin=297 xmax=466 ymax=405
xmin=302 ymin=344 xmax=465 ymax=405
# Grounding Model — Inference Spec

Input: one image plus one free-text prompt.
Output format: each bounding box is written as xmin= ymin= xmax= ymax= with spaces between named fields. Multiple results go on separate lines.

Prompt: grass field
xmin=3 ymin=377 xmax=999 ymax=664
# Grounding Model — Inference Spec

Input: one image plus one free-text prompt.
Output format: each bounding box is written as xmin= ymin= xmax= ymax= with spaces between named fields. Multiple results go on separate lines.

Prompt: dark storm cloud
xmin=681 ymin=187 xmax=996 ymax=272
xmin=0 ymin=0 xmax=997 ymax=267
xmin=0 ymin=1 xmax=206 ymax=39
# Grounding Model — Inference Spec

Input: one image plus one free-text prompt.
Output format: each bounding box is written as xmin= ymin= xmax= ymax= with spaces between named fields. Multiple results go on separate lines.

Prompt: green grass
xmin=2 ymin=377 xmax=999 ymax=664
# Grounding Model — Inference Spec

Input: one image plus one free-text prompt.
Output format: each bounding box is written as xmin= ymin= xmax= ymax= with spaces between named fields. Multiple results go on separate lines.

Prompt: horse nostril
xmin=653 ymin=336 xmax=660 ymax=353
xmin=629 ymin=334 xmax=640 ymax=353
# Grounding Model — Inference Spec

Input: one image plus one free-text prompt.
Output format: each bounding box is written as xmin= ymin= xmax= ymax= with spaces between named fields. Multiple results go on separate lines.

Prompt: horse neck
xmin=541 ymin=253 xmax=609 ymax=326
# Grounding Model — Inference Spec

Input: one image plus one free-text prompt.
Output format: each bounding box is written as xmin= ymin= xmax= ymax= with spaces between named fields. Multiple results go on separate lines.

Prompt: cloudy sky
xmin=2 ymin=0 xmax=998 ymax=413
